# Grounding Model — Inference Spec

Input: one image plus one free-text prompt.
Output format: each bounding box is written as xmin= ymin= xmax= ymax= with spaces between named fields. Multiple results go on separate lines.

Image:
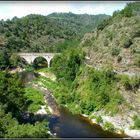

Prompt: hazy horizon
xmin=0 ymin=1 xmax=132 ymax=20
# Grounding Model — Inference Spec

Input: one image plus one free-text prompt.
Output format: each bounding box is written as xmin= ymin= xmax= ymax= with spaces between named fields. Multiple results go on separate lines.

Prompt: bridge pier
xmin=47 ymin=59 xmax=50 ymax=68
xmin=46 ymin=57 xmax=52 ymax=68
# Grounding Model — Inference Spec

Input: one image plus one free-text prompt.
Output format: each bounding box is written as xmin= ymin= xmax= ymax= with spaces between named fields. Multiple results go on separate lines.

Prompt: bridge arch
xmin=17 ymin=53 xmax=60 ymax=68
xmin=32 ymin=56 xmax=48 ymax=68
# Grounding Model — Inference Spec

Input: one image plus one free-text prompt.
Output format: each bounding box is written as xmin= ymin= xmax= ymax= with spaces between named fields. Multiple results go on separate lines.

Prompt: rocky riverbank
xmin=33 ymin=82 xmax=60 ymax=116
xmin=33 ymin=70 xmax=140 ymax=138
xmin=82 ymin=113 xmax=140 ymax=138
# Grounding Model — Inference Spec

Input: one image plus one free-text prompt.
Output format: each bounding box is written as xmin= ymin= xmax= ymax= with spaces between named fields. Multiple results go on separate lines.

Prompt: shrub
xmin=84 ymin=39 xmax=92 ymax=47
xmin=96 ymin=116 xmax=103 ymax=124
xmin=104 ymin=40 xmax=109 ymax=46
xmin=132 ymin=29 xmax=140 ymax=38
xmin=131 ymin=76 xmax=140 ymax=91
xmin=103 ymin=121 xmax=115 ymax=132
xmin=112 ymin=10 xmax=120 ymax=17
xmin=120 ymin=4 xmax=133 ymax=17
xmin=134 ymin=119 xmax=140 ymax=129
xmin=89 ymin=114 xmax=96 ymax=119
xmin=106 ymin=31 xmax=114 ymax=41
xmin=97 ymin=17 xmax=112 ymax=31
xmin=92 ymin=44 xmax=98 ymax=52
xmin=25 ymin=65 xmax=34 ymax=72
xmin=117 ymin=56 xmax=122 ymax=63
xmin=121 ymin=75 xmax=132 ymax=90
xmin=112 ymin=92 xmax=124 ymax=105
xmin=25 ymin=87 xmax=45 ymax=113
xmin=105 ymin=69 xmax=116 ymax=80
xmin=133 ymin=116 xmax=140 ymax=129
xmin=121 ymin=37 xmax=132 ymax=48
xmin=121 ymin=75 xmax=140 ymax=91
xmin=132 ymin=115 xmax=138 ymax=120
xmin=134 ymin=55 xmax=140 ymax=67
xmin=111 ymin=47 xmax=120 ymax=56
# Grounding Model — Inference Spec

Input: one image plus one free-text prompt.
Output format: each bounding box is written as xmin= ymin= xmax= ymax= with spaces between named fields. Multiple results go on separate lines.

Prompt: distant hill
xmin=80 ymin=2 xmax=140 ymax=75
xmin=0 ymin=12 xmax=109 ymax=53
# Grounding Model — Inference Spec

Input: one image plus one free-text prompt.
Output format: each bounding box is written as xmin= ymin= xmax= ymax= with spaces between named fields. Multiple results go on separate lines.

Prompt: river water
xmin=49 ymin=107 xmax=127 ymax=138
xmin=21 ymin=71 xmax=128 ymax=138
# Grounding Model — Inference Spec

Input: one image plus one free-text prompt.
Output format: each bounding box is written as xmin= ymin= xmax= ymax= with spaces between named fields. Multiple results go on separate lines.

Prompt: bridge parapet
xmin=18 ymin=53 xmax=60 ymax=56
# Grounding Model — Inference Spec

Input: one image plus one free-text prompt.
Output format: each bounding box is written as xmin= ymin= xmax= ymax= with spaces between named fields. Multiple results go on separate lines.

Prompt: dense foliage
xmin=121 ymin=75 xmax=140 ymax=91
xmin=0 ymin=50 xmax=10 ymax=69
xmin=25 ymin=87 xmax=45 ymax=112
xmin=119 ymin=2 xmax=140 ymax=17
xmin=68 ymin=67 xmax=124 ymax=115
xmin=0 ymin=72 xmax=50 ymax=138
xmin=0 ymin=49 xmax=28 ymax=69
xmin=0 ymin=72 xmax=26 ymax=120
xmin=52 ymin=48 xmax=85 ymax=84
xmin=37 ymin=49 xmax=124 ymax=114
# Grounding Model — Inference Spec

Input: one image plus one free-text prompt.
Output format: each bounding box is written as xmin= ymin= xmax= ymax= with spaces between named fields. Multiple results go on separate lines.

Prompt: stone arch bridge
xmin=17 ymin=53 xmax=60 ymax=67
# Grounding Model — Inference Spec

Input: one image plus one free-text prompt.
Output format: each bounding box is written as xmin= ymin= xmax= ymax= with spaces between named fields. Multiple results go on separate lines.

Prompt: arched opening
xmin=32 ymin=56 xmax=48 ymax=69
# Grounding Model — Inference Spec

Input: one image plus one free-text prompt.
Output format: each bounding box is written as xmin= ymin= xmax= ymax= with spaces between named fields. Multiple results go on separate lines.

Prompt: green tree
xmin=52 ymin=48 xmax=85 ymax=83
xmin=0 ymin=50 xmax=10 ymax=69
xmin=5 ymin=121 xmax=50 ymax=138
xmin=121 ymin=3 xmax=133 ymax=17
xmin=0 ymin=72 xmax=51 ymax=138
xmin=0 ymin=72 xmax=26 ymax=121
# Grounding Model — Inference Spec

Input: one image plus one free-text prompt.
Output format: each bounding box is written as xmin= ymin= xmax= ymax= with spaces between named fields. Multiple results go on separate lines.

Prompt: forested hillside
xmin=0 ymin=12 xmax=109 ymax=53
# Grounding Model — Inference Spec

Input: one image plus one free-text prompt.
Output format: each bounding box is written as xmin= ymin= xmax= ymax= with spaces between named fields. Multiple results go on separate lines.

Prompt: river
xmin=49 ymin=106 xmax=128 ymax=138
xmin=20 ymin=71 xmax=128 ymax=138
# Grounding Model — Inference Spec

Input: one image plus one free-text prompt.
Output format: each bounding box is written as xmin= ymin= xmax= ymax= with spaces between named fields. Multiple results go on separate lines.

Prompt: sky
xmin=0 ymin=1 xmax=131 ymax=20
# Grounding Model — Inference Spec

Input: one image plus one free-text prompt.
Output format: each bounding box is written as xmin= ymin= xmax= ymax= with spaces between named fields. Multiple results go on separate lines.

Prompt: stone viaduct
xmin=17 ymin=53 xmax=60 ymax=67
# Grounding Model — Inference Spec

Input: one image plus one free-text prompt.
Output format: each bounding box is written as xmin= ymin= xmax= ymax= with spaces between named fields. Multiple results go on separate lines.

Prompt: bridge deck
xmin=17 ymin=53 xmax=60 ymax=56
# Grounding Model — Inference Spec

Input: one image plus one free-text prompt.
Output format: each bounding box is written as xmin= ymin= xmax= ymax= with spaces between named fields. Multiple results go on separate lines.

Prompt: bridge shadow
xmin=22 ymin=111 xmax=51 ymax=124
